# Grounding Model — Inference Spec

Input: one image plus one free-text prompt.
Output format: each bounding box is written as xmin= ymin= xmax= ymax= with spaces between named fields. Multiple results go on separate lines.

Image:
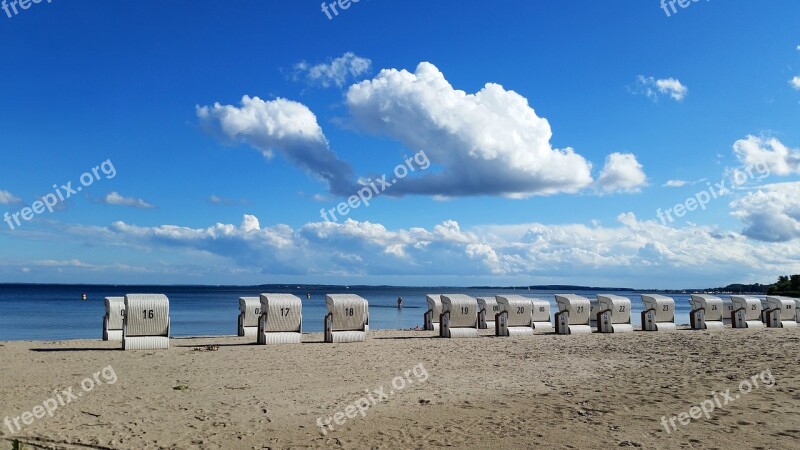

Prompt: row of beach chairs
xmin=103 ymin=293 xmax=368 ymax=349
xmin=102 ymin=293 xmax=799 ymax=350
xmin=426 ymin=293 xmax=798 ymax=335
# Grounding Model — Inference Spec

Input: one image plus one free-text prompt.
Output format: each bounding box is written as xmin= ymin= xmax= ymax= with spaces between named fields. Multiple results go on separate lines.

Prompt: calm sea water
xmin=0 ymin=284 xmax=718 ymax=341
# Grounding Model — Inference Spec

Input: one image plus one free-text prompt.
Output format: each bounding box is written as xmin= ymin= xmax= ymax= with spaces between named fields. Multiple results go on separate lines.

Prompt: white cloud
xmin=790 ymin=76 xmax=800 ymax=90
xmin=200 ymin=62 xmax=650 ymax=200
xmin=33 ymin=259 xmax=96 ymax=269
xmin=0 ymin=190 xmax=21 ymax=205
xmin=730 ymin=182 xmax=800 ymax=242
xmin=293 ymin=52 xmax=371 ymax=88
xmin=208 ymin=195 xmax=229 ymax=205
xmin=197 ymin=95 xmax=356 ymax=195
xmin=595 ymin=153 xmax=647 ymax=193
xmin=346 ymin=62 xmax=599 ymax=197
xmin=663 ymin=180 xmax=689 ymax=188
xmin=733 ymin=135 xmax=800 ymax=176
xmin=59 ymin=212 xmax=800 ymax=287
xmin=633 ymin=76 xmax=688 ymax=101
xmin=102 ymin=192 xmax=154 ymax=209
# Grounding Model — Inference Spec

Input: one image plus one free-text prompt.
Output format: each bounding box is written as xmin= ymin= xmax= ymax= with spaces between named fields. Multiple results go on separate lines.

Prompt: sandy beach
xmin=1 ymin=327 xmax=799 ymax=449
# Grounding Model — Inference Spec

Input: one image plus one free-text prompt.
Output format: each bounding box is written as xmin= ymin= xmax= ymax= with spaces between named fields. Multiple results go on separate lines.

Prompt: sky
xmin=1 ymin=0 xmax=799 ymax=288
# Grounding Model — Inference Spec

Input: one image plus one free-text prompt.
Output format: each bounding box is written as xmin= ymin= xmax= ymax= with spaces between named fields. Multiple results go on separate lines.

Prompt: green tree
xmin=768 ymin=274 xmax=800 ymax=294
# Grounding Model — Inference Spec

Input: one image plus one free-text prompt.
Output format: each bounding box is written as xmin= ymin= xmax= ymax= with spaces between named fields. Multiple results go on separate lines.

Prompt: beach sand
xmin=1 ymin=327 xmax=799 ymax=449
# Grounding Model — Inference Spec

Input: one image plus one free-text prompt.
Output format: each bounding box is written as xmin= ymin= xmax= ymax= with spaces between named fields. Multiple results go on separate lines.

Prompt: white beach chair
xmin=730 ymin=296 xmax=765 ymax=329
xmin=596 ymin=295 xmax=634 ymax=333
xmin=530 ymin=297 xmax=553 ymax=332
xmin=588 ymin=297 xmax=600 ymax=329
xmin=238 ymin=297 xmax=261 ymax=338
xmin=103 ymin=296 xmax=125 ymax=341
xmin=495 ymin=295 xmax=534 ymax=337
xmin=325 ymin=294 xmax=369 ymax=343
xmin=554 ymin=294 xmax=592 ymax=335
xmin=796 ymin=298 xmax=800 ymax=324
xmin=640 ymin=294 xmax=677 ymax=332
xmin=123 ymin=294 xmax=170 ymax=350
xmin=440 ymin=294 xmax=479 ymax=338
xmin=759 ymin=297 xmax=771 ymax=324
xmin=765 ymin=296 xmax=798 ymax=328
xmin=689 ymin=294 xmax=726 ymax=330
xmin=258 ymin=294 xmax=302 ymax=344
xmin=477 ymin=296 xmax=499 ymax=330
xmin=721 ymin=297 xmax=735 ymax=326
xmin=424 ymin=294 xmax=442 ymax=332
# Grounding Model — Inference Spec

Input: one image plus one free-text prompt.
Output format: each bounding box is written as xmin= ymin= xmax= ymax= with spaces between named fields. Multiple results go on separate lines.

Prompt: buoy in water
xmin=306 ymin=293 xmax=311 ymax=299
xmin=82 ymin=293 xmax=87 ymax=301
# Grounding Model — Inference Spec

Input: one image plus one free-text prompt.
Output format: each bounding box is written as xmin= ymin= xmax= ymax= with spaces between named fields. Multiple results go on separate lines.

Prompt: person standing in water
xmin=397 ymin=296 xmax=403 ymax=309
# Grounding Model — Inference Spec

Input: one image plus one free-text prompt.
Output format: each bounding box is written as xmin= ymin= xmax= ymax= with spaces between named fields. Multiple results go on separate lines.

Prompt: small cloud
xmin=0 ymin=190 xmax=21 ymax=205
xmin=663 ymin=179 xmax=689 ymax=188
xmin=790 ymin=76 xmax=800 ymax=90
xmin=632 ymin=76 xmax=688 ymax=102
xmin=733 ymin=135 xmax=800 ymax=177
xmin=312 ymin=194 xmax=328 ymax=202
xmin=292 ymin=52 xmax=372 ymax=88
xmin=595 ymin=153 xmax=648 ymax=194
xmin=102 ymin=192 xmax=155 ymax=209
xmin=208 ymin=195 xmax=233 ymax=205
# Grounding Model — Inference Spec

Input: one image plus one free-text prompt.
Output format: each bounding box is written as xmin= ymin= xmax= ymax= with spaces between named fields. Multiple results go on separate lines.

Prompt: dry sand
xmin=1 ymin=327 xmax=799 ymax=449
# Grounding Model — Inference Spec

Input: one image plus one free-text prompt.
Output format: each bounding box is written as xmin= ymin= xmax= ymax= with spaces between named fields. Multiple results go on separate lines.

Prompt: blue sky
xmin=1 ymin=0 xmax=799 ymax=287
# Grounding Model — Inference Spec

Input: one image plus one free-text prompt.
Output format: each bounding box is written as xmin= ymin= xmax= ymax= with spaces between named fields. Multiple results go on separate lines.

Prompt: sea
xmin=0 ymin=284 xmax=737 ymax=341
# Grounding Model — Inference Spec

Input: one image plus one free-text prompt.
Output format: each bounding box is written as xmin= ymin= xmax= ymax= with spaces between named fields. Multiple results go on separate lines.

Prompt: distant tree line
xmin=767 ymin=275 xmax=800 ymax=297
xmin=713 ymin=283 xmax=769 ymax=293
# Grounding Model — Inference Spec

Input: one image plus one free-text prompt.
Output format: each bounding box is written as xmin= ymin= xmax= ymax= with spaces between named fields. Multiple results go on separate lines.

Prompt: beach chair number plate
xmin=344 ymin=308 xmax=355 ymax=316
xmin=576 ymin=306 xmax=585 ymax=313
xmin=460 ymin=307 xmax=469 ymax=315
xmin=517 ymin=307 xmax=525 ymax=314
xmin=619 ymin=306 xmax=626 ymax=312
xmin=663 ymin=305 xmax=669 ymax=311
xmin=281 ymin=307 xmax=291 ymax=316
xmin=143 ymin=309 xmax=154 ymax=319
